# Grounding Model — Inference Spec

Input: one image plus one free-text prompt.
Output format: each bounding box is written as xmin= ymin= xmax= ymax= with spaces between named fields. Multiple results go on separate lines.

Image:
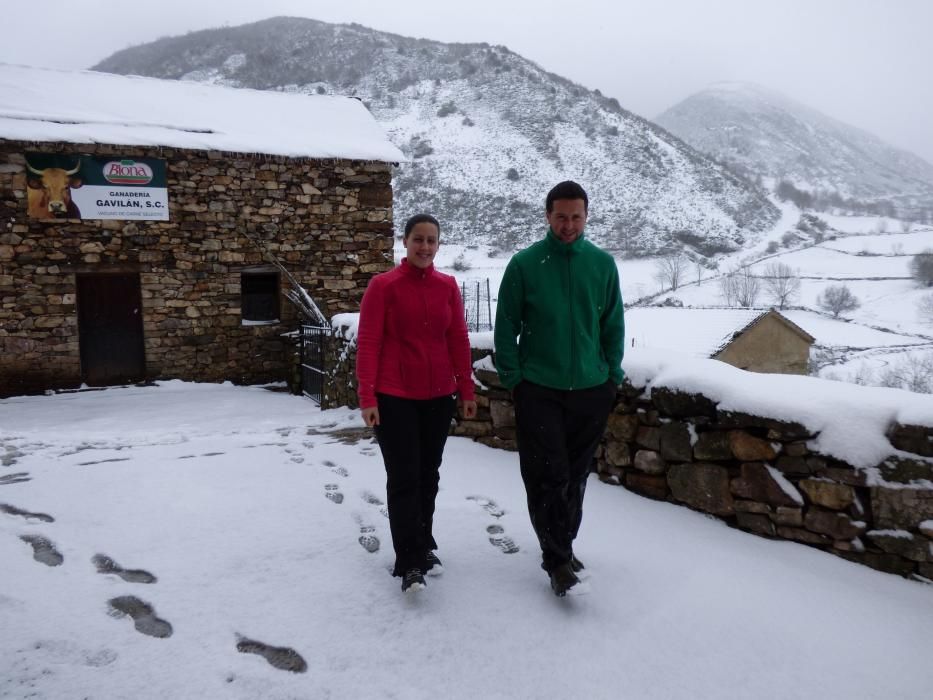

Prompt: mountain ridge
xmin=656 ymin=81 xmax=933 ymax=220
xmin=92 ymin=16 xmax=779 ymax=257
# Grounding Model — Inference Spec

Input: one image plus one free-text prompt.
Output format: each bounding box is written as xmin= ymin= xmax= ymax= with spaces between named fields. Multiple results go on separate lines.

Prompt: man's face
xmin=546 ymin=198 xmax=587 ymax=244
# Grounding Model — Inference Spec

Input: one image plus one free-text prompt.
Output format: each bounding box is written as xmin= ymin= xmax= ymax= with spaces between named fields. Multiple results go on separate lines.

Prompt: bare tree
xmin=878 ymin=352 xmax=933 ymax=394
xmin=738 ymin=267 xmax=761 ymax=307
xmin=817 ymin=284 xmax=860 ymax=318
xmin=718 ymin=266 xmax=760 ymax=307
xmin=918 ymin=293 xmax=933 ymax=325
xmin=653 ymin=254 xmax=688 ymax=292
xmin=910 ymin=248 xmax=933 ymax=287
xmin=762 ymin=262 xmax=801 ymax=310
xmin=900 ymin=220 xmax=912 ymax=234
xmin=718 ymin=269 xmax=739 ymax=306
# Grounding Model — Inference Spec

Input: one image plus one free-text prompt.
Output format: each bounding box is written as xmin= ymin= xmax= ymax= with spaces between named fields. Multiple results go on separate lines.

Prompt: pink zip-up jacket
xmin=356 ymin=259 xmax=475 ymax=409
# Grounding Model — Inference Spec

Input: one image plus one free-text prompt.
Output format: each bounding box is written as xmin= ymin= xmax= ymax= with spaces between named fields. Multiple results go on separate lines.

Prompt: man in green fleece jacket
xmin=494 ymin=180 xmax=625 ymax=597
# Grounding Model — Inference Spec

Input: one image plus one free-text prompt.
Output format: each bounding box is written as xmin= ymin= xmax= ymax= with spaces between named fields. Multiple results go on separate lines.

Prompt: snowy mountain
xmin=92 ymin=17 xmax=778 ymax=256
xmin=656 ymin=82 xmax=933 ymax=219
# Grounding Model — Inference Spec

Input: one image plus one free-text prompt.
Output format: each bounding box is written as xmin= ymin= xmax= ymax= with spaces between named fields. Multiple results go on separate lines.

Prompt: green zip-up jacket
xmin=494 ymin=228 xmax=625 ymax=391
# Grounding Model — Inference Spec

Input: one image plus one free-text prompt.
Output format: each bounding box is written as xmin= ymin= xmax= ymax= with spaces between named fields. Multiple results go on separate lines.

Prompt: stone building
xmin=0 ymin=64 xmax=403 ymax=396
xmin=626 ymin=307 xmax=815 ymax=374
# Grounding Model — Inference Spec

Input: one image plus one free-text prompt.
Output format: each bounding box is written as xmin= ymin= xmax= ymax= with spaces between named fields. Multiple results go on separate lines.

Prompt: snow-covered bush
xmin=452 ymin=253 xmax=471 ymax=272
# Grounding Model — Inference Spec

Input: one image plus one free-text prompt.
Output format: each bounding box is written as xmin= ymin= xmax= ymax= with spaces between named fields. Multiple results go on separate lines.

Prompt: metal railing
xmin=300 ymin=324 xmax=328 ymax=405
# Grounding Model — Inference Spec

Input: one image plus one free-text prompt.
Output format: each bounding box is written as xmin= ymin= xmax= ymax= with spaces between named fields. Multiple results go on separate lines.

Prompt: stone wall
xmin=0 ymin=140 xmax=394 ymax=396
xmin=316 ymin=329 xmax=933 ymax=582
xmin=465 ymin=360 xmax=933 ymax=581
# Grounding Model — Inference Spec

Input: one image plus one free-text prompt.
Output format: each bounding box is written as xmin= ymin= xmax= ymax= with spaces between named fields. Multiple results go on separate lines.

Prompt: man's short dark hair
xmin=546 ymin=181 xmax=588 ymax=213
xmin=403 ymin=213 xmax=441 ymax=238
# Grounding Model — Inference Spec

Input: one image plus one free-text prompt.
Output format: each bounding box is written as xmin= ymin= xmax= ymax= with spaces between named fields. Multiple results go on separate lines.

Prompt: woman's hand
xmin=361 ymin=406 xmax=380 ymax=427
xmin=459 ymin=400 xmax=478 ymax=420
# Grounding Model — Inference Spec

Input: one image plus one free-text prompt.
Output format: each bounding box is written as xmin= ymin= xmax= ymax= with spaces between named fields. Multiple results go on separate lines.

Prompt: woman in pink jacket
xmin=356 ymin=214 xmax=477 ymax=594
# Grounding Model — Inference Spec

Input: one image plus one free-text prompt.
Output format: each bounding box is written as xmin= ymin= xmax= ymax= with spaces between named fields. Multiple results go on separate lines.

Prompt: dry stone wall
xmin=465 ymin=360 xmax=933 ymax=581
xmin=0 ymin=140 xmax=394 ymax=396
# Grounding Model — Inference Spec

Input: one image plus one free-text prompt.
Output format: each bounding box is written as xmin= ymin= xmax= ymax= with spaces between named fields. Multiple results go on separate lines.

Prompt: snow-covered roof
xmin=626 ymin=307 xmax=813 ymax=358
xmin=0 ymin=63 xmax=404 ymax=162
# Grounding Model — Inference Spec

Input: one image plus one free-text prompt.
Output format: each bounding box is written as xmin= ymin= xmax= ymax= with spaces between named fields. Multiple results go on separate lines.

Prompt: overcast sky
xmin=3 ymin=0 xmax=932 ymax=162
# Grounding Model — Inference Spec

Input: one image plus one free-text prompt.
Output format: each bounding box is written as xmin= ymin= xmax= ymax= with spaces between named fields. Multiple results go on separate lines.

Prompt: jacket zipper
xmin=568 ymin=253 xmax=575 ymax=390
xmin=421 ymin=269 xmax=433 ymax=393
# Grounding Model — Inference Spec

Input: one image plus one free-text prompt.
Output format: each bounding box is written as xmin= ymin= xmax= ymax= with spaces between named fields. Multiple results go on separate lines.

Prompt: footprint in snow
xmin=282 ymin=446 xmax=305 ymax=464
xmin=467 ymin=495 xmax=505 ymax=518
xmin=0 ymin=472 xmax=31 ymax=485
xmin=361 ymin=491 xmax=389 ymax=518
xmin=353 ymin=514 xmax=380 ymax=553
xmin=23 ymin=639 xmax=118 ymax=669
xmin=20 ymin=535 xmax=64 ymax=566
xmin=236 ymin=635 xmax=307 ymax=673
xmin=324 ymin=484 xmax=344 ymax=504
xmin=361 ymin=490 xmax=383 ymax=506
xmin=2 ymin=445 xmax=26 ymax=467
xmin=107 ymin=596 xmax=173 ymax=638
xmin=77 ymin=457 xmax=131 ymax=466
xmin=93 ymin=554 xmax=157 ymax=584
xmin=486 ymin=524 xmax=520 ymax=554
xmin=1 ymin=503 xmax=54 ymax=522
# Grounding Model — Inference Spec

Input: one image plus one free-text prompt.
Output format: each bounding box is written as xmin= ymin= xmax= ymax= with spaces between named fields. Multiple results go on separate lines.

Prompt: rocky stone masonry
xmin=469 ymin=361 xmax=933 ymax=581
xmin=319 ymin=321 xmax=360 ymax=409
xmin=0 ymin=140 xmax=394 ymax=396
xmin=317 ymin=335 xmax=933 ymax=581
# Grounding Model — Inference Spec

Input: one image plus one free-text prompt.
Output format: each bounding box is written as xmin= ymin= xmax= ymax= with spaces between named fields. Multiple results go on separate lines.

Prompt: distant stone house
xmin=626 ymin=307 xmax=815 ymax=374
xmin=0 ymin=64 xmax=403 ymax=396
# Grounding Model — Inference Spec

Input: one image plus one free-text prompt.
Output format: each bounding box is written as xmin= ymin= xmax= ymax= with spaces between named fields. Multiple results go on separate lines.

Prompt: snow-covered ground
xmin=2 ymin=381 xmax=932 ymax=699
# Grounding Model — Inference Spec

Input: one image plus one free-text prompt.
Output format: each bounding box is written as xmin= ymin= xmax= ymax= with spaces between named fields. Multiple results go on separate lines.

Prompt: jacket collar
xmin=545 ymin=227 xmax=586 ymax=255
xmin=399 ymin=257 xmax=435 ymax=278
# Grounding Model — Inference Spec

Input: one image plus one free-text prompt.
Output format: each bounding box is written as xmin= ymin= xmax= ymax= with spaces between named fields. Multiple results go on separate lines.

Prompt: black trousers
xmin=512 ymin=380 xmax=617 ymax=573
xmin=374 ymin=392 xmax=457 ymax=576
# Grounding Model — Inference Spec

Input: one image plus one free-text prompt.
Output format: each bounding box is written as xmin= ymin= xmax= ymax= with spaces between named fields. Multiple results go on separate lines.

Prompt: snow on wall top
xmin=0 ymin=63 xmax=404 ymax=162
xmin=623 ymin=348 xmax=933 ymax=471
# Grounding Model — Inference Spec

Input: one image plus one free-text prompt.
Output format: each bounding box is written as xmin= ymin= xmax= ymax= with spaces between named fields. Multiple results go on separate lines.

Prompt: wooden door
xmin=76 ymin=273 xmax=146 ymax=386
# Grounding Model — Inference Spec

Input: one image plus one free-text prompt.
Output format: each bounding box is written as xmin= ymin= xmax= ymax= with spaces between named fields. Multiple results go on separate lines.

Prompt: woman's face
xmin=404 ymin=222 xmax=440 ymax=269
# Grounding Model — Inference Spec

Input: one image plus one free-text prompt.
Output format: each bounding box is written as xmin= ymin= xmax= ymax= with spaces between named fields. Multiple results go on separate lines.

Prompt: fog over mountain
xmin=657 ymin=82 xmax=933 ymax=220
xmin=93 ymin=17 xmax=779 ymax=257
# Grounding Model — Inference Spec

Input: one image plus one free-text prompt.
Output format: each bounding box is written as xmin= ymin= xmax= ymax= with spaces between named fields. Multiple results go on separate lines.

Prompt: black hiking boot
xmin=570 ymin=553 xmax=585 ymax=573
xmin=549 ymin=563 xmax=580 ymax=597
xmin=401 ymin=568 xmax=426 ymax=593
xmin=424 ymin=551 xmax=444 ymax=577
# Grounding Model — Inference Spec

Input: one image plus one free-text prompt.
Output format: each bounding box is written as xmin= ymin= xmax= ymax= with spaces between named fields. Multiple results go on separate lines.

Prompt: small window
xmin=241 ymin=271 xmax=280 ymax=324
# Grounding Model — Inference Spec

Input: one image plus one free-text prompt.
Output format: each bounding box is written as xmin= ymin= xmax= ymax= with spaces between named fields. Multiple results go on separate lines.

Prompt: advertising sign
xmin=24 ymin=153 xmax=169 ymax=221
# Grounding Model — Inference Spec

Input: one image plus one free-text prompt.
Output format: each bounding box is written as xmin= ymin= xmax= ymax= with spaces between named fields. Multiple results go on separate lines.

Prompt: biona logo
xmin=103 ymin=160 xmax=153 ymax=185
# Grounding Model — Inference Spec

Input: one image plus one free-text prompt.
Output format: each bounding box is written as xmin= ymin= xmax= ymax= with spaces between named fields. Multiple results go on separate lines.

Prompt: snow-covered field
xmin=1 ymin=381 xmax=931 ymax=699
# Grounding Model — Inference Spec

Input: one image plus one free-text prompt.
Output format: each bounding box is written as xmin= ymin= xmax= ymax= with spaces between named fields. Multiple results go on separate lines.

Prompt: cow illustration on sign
xmin=25 ymin=158 xmax=83 ymax=219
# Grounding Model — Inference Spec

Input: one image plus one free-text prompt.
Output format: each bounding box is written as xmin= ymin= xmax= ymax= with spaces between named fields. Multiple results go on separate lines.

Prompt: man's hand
xmin=361 ymin=406 xmax=380 ymax=427
xmin=459 ymin=400 xmax=478 ymax=420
